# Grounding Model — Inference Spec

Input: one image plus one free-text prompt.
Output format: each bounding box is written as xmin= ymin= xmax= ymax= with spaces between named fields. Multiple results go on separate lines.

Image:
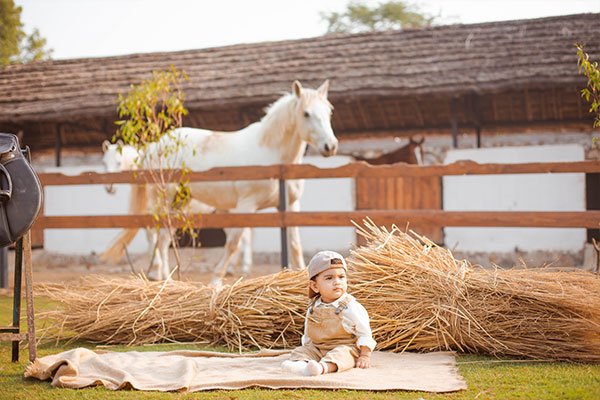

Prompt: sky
xmin=17 ymin=0 xmax=600 ymax=60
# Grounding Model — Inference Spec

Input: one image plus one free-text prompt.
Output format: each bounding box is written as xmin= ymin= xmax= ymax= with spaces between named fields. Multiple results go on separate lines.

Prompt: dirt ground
xmin=0 ymin=245 xmax=591 ymax=291
xmin=2 ymin=247 xmax=284 ymax=289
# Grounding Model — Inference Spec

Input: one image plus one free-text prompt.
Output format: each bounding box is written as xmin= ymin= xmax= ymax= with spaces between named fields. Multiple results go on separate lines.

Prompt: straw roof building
xmin=0 ymin=13 xmax=598 ymax=158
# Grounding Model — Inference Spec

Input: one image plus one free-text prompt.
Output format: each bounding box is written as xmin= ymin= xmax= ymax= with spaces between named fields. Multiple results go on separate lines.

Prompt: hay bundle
xmin=38 ymin=270 xmax=308 ymax=349
xmin=206 ymin=270 xmax=307 ymax=349
xmin=39 ymin=278 xmax=214 ymax=345
xmin=39 ymin=220 xmax=600 ymax=361
xmin=351 ymin=221 xmax=600 ymax=361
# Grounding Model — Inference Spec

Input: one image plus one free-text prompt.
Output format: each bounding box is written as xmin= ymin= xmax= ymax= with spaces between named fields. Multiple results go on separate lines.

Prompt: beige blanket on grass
xmin=25 ymin=348 xmax=466 ymax=393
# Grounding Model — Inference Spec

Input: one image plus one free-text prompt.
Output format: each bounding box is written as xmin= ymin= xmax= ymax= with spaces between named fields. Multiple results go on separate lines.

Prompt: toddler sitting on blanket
xmin=282 ymin=251 xmax=376 ymax=376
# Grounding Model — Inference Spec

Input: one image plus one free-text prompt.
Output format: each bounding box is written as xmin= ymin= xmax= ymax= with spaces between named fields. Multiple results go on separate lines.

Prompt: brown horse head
xmin=355 ymin=136 xmax=424 ymax=165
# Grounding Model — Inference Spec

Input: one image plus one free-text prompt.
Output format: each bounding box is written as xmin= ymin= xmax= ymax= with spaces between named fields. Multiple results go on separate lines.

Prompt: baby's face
xmin=310 ymin=267 xmax=347 ymax=303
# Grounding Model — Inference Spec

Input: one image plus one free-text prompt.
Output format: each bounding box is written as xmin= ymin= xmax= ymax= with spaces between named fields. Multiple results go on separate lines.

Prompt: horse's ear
xmin=116 ymin=139 xmax=124 ymax=146
xmin=410 ymin=135 xmax=424 ymax=145
xmin=102 ymin=140 xmax=110 ymax=152
xmin=292 ymin=80 xmax=303 ymax=97
xmin=317 ymin=80 xmax=330 ymax=98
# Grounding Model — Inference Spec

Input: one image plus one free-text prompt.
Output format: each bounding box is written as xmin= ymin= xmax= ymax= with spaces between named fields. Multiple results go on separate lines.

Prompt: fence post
xmin=278 ymin=177 xmax=289 ymax=269
xmin=0 ymin=246 xmax=7 ymax=289
xmin=451 ymin=101 xmax=459 ymax=148
xmin=12 ymin=238 xmax=23 ymax=362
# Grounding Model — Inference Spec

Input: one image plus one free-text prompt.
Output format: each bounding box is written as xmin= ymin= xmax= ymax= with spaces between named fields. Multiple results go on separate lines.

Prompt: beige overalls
xmin=289 ymin=295 xmax=360 ymax=372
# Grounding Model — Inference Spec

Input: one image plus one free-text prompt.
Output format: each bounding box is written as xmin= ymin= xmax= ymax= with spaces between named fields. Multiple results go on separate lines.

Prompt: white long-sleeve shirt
xmin=301 ymin=293 xmax=377 ymax=351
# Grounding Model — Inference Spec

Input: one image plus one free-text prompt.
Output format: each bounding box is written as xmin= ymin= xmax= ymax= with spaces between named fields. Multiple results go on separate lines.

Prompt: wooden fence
xmin=34 ymin=160 xmax=600 ymax=231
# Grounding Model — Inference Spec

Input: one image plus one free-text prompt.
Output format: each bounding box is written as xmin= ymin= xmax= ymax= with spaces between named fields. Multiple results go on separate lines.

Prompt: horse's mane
xmin=262 ymin=92 xmax=295 ymax=117
xmin=259 ymin=93 xmax=297 ymax=148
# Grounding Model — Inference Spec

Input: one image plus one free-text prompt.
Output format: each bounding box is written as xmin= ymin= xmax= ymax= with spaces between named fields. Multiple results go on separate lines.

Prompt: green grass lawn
xmin=1 ymin=295 xmax=600 ymax=399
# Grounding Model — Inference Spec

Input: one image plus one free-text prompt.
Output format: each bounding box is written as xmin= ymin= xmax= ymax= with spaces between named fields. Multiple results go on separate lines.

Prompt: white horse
xmin=104 ymin=80 xmax=337 ymax=285
xmin=100 ymin=141 xmax=253 ymax=278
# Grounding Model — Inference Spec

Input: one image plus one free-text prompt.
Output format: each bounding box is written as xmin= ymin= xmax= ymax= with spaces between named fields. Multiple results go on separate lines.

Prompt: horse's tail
xmin=100 ymin=183 xmax=148 ymax=263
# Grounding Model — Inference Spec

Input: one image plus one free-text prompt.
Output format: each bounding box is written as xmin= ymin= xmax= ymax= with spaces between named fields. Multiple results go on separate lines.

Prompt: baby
xmin=282 ymin=250 xmax=376 ymax=376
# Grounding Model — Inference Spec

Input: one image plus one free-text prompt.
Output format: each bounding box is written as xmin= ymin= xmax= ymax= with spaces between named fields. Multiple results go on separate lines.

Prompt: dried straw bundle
xmin=37 ymin=271 xmax=308 ymax=349
xmin=351 ymin=220 xmax=600 ymax=362
xmin=38 ymin=220 xmax=600 ymax=361
xmin=38 ymin=277 xmax=214 ymax=345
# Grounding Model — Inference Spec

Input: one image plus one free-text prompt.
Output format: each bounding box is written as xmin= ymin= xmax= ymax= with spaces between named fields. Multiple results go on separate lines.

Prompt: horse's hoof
xmin=210 ymin=277 xmax=223 ymax=290
xmin=241 ymin=264 xmax=252 ymax=275
xmin=147 ymin=273 xmax=160 ymax=281
xmin=224 ymin=270 xmax=234 ymax=277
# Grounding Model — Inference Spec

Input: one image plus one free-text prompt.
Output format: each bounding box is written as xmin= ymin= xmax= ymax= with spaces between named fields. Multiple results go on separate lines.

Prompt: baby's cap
xmin=307 ymin=250 xmax=347 ymax=280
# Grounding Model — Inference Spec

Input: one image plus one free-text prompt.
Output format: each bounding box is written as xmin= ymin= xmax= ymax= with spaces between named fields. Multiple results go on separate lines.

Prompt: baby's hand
xmin=356 ymin=355 xmax=371 ymax=369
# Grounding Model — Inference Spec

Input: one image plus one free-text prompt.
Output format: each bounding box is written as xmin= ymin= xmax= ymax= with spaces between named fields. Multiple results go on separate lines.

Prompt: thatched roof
xmin=0 ymin=13 xmax=598 ymax=150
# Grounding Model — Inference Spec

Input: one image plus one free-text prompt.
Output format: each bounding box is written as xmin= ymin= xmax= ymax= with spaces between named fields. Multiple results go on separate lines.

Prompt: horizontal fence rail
xmin=37 ymin=211 xmax=600 ymax=229
xmin=35 ymin=160 xmax=600 ymax=230
xmin=38 ymin=160 xmax=600 ymax=185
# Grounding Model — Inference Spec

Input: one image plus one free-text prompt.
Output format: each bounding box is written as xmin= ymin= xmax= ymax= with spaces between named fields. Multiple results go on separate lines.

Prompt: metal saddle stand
xmin=0 ymin=145 xmax=37 ymax=363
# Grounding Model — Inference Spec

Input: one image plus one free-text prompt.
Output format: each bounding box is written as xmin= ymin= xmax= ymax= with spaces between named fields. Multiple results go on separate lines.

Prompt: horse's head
xmin=408 ymin=136 xmax=425 ymax=165
xmin=101 ymin=140 xmax=122 ymax=194
xmin=101 ymin=140 xmax=123 ymax=173
xmin=102 ymin=140 xmax=139 ymax=194
xmin=102 ymin=140 xmax=139 ymax=171
xmin=293 ymin=80 xmax=338 ymax=157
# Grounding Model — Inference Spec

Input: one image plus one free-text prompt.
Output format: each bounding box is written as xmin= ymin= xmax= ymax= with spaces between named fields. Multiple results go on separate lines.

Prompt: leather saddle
xmin=0 ymin=133 xmax=42 ymax=247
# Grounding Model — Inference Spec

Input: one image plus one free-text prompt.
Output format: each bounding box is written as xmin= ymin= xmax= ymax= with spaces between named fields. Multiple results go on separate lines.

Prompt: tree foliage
xmin=116 ymin=66 xmax=188 ymax=149
xmin=115 ymin=67 xmax=192 ymax=278
xmin=0 ymin=0 xmax=52 ymax=66
xmin=321 ymin=0 xmax=435 ymax=34
xmin=577 ymin=45 xmax=600 ymax=130
xmin=115 ymin=66 xmax=190 ymax=210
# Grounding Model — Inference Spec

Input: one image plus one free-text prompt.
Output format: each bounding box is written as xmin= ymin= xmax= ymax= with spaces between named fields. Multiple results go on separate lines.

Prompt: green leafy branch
xmin=115 ymin=66 xmax=188 ymax=148
xmin=577 ymin=45 xmax=600 ymax=137
xmin=114 ymin=66 xmax=194 ymax=278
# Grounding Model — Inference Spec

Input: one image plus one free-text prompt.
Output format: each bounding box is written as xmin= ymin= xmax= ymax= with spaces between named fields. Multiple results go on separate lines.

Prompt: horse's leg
xmin=144 ymin=185 xmax=164 ymax=281
xmin=225 ymin=229 xmax=240 ymax=276
xmin=211 ymin=227 xmax=246 ymax=287
xmin=211 ymin=205 xmax=256 ymax=287
xmin=146 ymin=228 xmax=163 ymax=281
xmin=288 ymin=200 xmax=305 ymax=270
xmin=287 ymin=180 xmax=306 ymax=270
xmin=226 ymin=227 xmax=252 ymax=276
xmin=240 ymin=228 xmax=253 ymax=275
xmin=187 ymin=199 xmax=215 ymax=273
xmin=157 ymin=227 xmax=173 ymax=281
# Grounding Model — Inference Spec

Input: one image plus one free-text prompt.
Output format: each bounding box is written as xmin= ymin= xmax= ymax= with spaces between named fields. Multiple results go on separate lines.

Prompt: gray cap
xmin=307 ymin=250 xmax=347 ymax=280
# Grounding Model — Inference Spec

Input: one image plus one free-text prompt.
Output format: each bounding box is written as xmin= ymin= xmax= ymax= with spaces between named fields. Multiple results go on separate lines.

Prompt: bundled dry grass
xmin=37 ymin=272 xmax=308 ymax=351
xmin=351 ymin=220 xmax=600 ymax=362
xmin=38 ymin=220 xmax=600 ymax=361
